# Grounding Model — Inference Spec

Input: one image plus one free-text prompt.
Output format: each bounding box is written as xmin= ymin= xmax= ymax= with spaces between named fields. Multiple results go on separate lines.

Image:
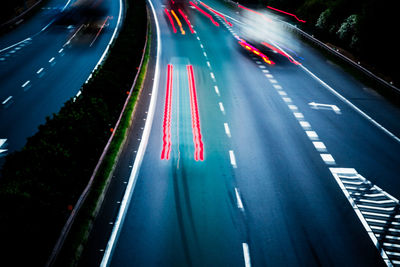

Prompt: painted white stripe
xmin=235 ymin=188 xmax=244 ymax=210
xmin=288 ymin=105 xmax=297 ymax=110
xmin=278 ymin=91 xmax=287 ymax=96
xmin=320 ymin=153 xmax=335 ymax=164
xmin=312 ymin=141 xmax=326 ymax=151
xmin=293 ymin=112 xmax=304 ymax=119
xmin=37 ymin=68 xmax=44 ymax=74
xmin=49 ymin=57 xmax=55 ymax=63
xmin=2 ymin=96 xmax=12 ymax=105
xmin=206 ymin=61 xmax=211 ymax=68
xmin=210 ymin=72 xmax=215 ymax=80
xmin=203 ymin=52 xmax=207 ymax=57
xmin=305 ymin=130 xmax=318 ymax=140
xmin=229 ymin=150 xmax=237 ymax=168
xmin=282 ymin=97 xmax=292 ymax=103
xmin=224 ymin=123 xmax=231 ymax=137
xmin=269 ymin=79 xmax=278 ymax=83
xmin=21 ymin=80 xmax=30 ymax=87
xmin=242 ymin=243 xmax=251 ymax=267
xmin=58 ymin=48 xmax=64 ymax=53
xmin=214 ymin=85 xmax=220 ymax=96
xmin=299 ymin=121 xmax=311 ymax=129
xmin=273 ymin=84 xmax=282 ymax=89
xmin=219 ymin=102 xmax=225 ymax=114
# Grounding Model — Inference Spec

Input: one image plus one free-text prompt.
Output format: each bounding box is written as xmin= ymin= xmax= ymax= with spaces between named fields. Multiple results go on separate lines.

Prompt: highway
xmin=0 ymin=0 xmax=122 ymax=155
xmin=85 ymin=0 xmax=399 ymax=266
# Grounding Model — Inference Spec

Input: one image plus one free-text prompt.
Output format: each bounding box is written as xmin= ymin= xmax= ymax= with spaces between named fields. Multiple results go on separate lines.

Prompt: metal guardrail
xmin=281 ymin=22 xmax=400 ymax=94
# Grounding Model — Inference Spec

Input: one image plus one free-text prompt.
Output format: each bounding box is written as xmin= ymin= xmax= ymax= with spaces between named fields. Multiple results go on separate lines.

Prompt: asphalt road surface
xmin=0 ymin=0 xmax=122 ymax=155
xmin=85 ymin=0 xmax=400 ymax=266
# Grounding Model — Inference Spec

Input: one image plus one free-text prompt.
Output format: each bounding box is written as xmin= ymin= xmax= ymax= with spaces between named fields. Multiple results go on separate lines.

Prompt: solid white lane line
xmin=242 ymin=243 xmax=251 ymax=267
xmin=219 ymin=102 xmax=225 ymax=114
xmin=214 ymin=85 xmax=220 ymax=96
xmin=234 ymin=188 xmax=244 ymax=211
xmin=224 ymin=123 xmax=231 ymax=137
xmin=229 ymin=150 xmax=237 ymax=168
xmin=21 ymin=80 xmax=30 ymax=88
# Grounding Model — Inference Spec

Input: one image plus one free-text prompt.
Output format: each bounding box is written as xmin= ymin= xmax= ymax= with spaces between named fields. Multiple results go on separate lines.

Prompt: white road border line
xmin=99 ymin=0 xmax=160 ymax=265
xmin=269 ymin=41 xmax=400 ymax=143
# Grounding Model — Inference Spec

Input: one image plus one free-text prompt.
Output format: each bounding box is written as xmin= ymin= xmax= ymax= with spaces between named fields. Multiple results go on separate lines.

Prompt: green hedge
xmin=0 ymin=0 xmax=147 ymax=265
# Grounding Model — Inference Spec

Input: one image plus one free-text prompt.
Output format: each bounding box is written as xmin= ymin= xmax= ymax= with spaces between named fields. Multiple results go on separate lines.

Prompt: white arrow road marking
xmin=309 ymin=102 xmax=341 ymax=114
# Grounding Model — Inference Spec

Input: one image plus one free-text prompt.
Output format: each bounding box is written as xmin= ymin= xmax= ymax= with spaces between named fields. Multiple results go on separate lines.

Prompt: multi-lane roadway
xmin=0 ymin=0 xmax=122 ymax=155
xmin=77 ymin=0 xmax=400 ymax=266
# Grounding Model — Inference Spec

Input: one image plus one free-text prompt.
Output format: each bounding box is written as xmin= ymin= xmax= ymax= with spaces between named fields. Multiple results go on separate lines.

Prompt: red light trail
xmin=238 ymin=4 xmax=272 ymax=22
xmin=267 ymin=6 xmax=306 ymax=23
xmin=187 ymin=65 xmax=204 ymax=161
xmin=189 ymin=1 xmax=219 ymax=27
xmin=261 ymin=41 xmax=301 ymax=65
xmin=164 ymin=9 xmax=177 ymax=34
xmin=238 ymin=39 xmax=274 ymax=65
xmin=161 ymin=64 xmax=173 ymax=160
xmin=178 ymin=9 xmax=195 ymax=34
xmin=199 ymin=2 xmax=233 ymax=27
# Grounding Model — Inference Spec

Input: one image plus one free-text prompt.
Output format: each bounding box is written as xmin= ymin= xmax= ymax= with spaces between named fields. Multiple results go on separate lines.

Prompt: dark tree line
xmin=238 ymin=0 xmax=399 ymax=86
xmin=0 ymin=0 xmax=147 ymax=265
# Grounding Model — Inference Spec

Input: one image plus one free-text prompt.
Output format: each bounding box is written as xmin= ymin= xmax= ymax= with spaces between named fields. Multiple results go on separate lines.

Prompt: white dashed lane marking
xmin=224 ymin=123 xmax=231 ymax=138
